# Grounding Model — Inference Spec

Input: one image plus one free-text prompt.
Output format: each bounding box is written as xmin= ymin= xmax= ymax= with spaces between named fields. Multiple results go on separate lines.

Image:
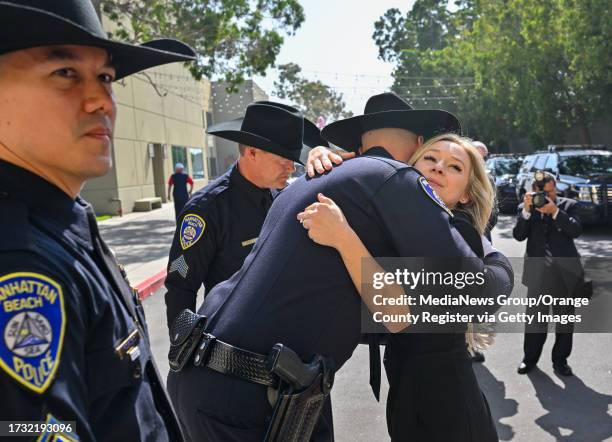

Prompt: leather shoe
xmin=553 ymin=363 xmax=573 ymax=377
xmin=517 ymin=362 xmax=534 ymax=374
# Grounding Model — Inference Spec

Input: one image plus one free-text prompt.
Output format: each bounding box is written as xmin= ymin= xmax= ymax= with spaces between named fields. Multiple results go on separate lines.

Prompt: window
xmin=171 ymin=146 xmax=189 ymax=174
xmin=520 ymin=155 xmax=536 ymax=173
xmin=190 ymin=148 xmax=205 ymax=179
xmin=533 ymin=155 xmax=548 ymax=170
xmin=544 ymin=154 xmax=558 ymax=172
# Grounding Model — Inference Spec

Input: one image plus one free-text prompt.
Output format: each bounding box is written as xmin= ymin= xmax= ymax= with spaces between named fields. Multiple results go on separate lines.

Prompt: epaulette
xmin=184 ymin=172 xmax=231 ymax=213
xmin=0 ymin=197 xmax=34 ymax=252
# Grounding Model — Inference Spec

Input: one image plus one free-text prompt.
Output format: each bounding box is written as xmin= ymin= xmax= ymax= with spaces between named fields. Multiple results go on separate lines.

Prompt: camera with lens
xmin=531 ymin=170 xmax=549 ymax=209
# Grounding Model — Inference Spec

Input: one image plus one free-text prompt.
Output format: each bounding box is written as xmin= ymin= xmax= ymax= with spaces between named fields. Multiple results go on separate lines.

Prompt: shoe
xmin=553 ymin=363 xmax=573 ymax=377
xmin=517 ymin=362 xmax=534 ymax=374
xmin=471 ymin=351 xmax=485 ymax=363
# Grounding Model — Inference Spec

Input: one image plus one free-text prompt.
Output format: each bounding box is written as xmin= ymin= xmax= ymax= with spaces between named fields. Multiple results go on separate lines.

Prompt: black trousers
xmin=384 ymin=342 xmax=498 ymax=442
xmin=523 ymin=267 xmax=575 ymax=366
xmin=168 ymin=366 xmax=334 ymax=442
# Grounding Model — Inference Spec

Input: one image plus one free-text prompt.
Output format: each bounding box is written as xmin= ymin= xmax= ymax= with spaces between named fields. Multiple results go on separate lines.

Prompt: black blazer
xmin=513 ymin=197 xmax=583 ymax=290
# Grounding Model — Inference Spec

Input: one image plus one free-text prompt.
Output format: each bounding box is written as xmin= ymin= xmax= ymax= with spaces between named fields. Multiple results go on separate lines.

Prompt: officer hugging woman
xmin=166 ymin=92 xmax=514 ymax=442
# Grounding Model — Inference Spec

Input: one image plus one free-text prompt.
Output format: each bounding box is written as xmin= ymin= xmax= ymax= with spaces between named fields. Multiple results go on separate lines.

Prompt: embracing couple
xmin=168 ymin=92 xmax=514 ymax=442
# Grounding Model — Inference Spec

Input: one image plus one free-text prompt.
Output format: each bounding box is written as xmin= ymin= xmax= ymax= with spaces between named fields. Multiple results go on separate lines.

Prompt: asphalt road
xmin=143 ymin=215 xmax=612 ymax=441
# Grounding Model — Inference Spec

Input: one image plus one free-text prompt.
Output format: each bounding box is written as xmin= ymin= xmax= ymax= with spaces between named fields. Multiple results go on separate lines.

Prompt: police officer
xmin=0 ymin=1 xmax=195 ymax=440
xmin=305 ymin=93 xmax=505 ymax=442
xmin=167 ymin=93 xmax=512 ymax=441
xmin=513 ymin=171 xmax=583 ymax=376
xmin=164 ymin=101 xmax=326 ymax=328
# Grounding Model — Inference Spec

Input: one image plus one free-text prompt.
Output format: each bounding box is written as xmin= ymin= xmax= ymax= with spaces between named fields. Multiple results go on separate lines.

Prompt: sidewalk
xmin=98 ymin=203 xmax=177 ymax=299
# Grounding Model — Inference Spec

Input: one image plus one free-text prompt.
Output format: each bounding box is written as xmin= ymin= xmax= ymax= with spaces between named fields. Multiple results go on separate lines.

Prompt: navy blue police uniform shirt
xmin=168 ymin=147 xmax=505 ymax=422
xmin=0 ymin=160 xmax=180 ymax=442
xmin=164 ymin=163 xmax=273 ymax=328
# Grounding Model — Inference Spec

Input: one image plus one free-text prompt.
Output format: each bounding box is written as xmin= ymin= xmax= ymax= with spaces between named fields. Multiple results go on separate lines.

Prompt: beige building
xmin=81 ymin=17 xmax=270 ymax=215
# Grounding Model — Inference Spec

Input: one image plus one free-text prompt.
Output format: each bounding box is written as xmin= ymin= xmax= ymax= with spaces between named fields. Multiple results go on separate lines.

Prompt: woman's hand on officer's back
xmin=297 ymin=193 xmax=354 ymax=249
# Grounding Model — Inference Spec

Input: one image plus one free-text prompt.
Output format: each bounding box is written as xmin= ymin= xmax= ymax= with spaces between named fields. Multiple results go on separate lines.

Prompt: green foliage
xmin=274 ymin=63 xmax=353 ymax=121
xmin=374 ymin=0 xmax=611 ymax=147
xmin=100 ymin=0 xmax=304 ymax=89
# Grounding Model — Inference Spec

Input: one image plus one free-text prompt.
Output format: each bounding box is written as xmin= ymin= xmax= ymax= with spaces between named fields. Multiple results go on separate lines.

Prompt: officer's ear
xmin=416 ymin=135 xmax=425 ymax=147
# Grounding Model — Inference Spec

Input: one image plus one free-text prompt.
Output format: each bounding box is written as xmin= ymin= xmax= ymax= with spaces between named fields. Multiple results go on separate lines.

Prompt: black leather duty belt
xmin=193 ymin=334 xmax=277 ymax=387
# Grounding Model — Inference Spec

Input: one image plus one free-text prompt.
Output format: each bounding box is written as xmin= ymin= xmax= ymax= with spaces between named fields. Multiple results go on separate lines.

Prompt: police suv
xmin=515 ymin=145 xmax=612 ymax=224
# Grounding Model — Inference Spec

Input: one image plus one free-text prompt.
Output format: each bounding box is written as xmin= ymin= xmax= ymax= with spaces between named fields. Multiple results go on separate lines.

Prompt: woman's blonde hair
xmin=408 ymin=133 xmax=494 ymax=235
xmin=409 ymin=133 xmax=496 ymax=353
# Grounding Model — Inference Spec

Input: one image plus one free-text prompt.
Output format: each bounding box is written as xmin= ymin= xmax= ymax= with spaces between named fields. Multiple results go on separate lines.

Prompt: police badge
xmin=0 ymin=272 xmax=66 ymax=394
xmin=180 ymin=214 xmax=206 ymax=250
xmin=418 ymin=176 xmax=454 ymax=218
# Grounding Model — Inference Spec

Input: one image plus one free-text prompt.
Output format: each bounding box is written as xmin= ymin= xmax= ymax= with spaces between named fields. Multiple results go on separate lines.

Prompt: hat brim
xmin=0 ymin=3 xmax=196 ymax=79
xmin=321 ymin=109 xmax=461 ymax=152
xmin=207 ymin=118 xmax=303 ymax=165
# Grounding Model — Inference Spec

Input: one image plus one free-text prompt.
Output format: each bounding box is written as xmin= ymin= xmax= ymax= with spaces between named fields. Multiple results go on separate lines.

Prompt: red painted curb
xmin=135 ymin=269 xmax=167 ymax=301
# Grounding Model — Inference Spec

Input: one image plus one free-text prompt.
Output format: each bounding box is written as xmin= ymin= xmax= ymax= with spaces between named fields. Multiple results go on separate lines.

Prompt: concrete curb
xmin=135 ymin=269 xmax=167 ymax=301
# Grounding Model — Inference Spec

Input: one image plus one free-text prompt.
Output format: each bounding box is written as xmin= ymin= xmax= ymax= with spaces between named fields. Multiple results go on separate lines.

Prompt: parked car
xmin=515 ymin=145 xmax=612 ymax=224
xmin=486 ymin=154 xmax=525 ymax=213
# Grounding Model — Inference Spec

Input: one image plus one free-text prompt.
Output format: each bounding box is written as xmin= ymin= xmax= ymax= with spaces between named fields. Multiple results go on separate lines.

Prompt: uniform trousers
xmin=168 ymin=365 xmax=334 ymax=442
xmin=384 ymin=339 xmax=498 ymax=442
xmin=523 ymin=265 xmax=575 ymax=366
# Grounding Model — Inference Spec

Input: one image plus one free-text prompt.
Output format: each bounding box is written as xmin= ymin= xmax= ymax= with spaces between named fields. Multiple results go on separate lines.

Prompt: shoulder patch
xmin=180 ymin=214 xmax=206 ymax=250
xmin=418 ymin=176 xmax=454 ymax=218
xmin=0 ymin=272 xmax=65 ymax=394
xmin=36 ymin=414 xmax=80 ymax=441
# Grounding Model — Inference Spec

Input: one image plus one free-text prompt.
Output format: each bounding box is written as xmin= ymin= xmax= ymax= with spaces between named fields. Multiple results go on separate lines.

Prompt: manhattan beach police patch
xmin=418 ymin=176 xmax=454 ymax=218
xmin=180 ymin=214 xmax=206 ymax=250
xmin=0 ymin=273 xmax=65 ymax=394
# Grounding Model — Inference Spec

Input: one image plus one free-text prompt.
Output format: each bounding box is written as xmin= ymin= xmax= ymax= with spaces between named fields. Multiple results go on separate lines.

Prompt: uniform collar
xmin=0 ymin=160 xmax=94 ymax=250
xmin=361 ymin=146 xmax=395 ymax=160
xmin=230 ymin=163 xmax=273 ymax=208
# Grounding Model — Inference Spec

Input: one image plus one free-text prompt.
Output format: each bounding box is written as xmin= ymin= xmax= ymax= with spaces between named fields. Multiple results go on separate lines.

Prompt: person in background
xmin=168 ymin=162 xmax=194 ymax=219
xmin=513 ymin=172 xmax=582 ymax=377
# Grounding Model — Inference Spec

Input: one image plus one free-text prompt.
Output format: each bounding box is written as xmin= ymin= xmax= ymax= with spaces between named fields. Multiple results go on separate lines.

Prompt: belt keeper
xmin=193 ymin=334 xmax=216 ymax=367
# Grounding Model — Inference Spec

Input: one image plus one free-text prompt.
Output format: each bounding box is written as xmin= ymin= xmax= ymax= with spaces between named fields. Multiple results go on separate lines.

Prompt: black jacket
xmin=513 ymin=196 xmax=583 ymax=290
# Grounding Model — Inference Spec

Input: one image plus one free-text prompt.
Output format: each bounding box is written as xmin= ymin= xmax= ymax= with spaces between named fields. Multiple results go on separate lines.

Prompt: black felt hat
xmin=321 ymin=92 xmax=461 ymax=152
xmin=0 ymin=0 xmax=196 ymax=80
xmin=206 ymin=102 xmax=309 ymax=164
xmin=254 ymin=101 xmax=329 ymax=149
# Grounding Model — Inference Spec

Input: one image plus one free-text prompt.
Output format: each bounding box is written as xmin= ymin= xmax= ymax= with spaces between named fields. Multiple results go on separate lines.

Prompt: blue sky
xmin=254 ymin=0 xmax=415 ymax=116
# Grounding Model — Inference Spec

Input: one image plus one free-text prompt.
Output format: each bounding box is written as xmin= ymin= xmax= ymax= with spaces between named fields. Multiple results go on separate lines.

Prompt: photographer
xmin=513 ymin=171 xmax=583 ymax=376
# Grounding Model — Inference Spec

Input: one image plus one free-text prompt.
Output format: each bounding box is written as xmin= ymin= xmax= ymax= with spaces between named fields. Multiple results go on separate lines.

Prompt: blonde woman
xmin=298 ymin=134 xmax=501 ymax=442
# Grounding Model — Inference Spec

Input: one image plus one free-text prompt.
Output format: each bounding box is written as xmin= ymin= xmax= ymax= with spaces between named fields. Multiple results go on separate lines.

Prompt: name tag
xmin=115 ymin=329 xmax=140 ymax=361
xmin=241 ymin=238 xmax=258 ymax=247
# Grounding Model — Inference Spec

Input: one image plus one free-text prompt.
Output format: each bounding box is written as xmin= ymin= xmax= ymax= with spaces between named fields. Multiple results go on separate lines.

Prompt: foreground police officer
xmin=0 ymin=1 xmax=195 ymax=440
xmin=167 ymin=93 xmax=512 ymax=441
xmin=164 ymin=101 xmax=326 ymax=328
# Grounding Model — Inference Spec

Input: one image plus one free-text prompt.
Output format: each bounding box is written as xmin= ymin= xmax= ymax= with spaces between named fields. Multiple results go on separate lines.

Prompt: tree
xmin=373 ymin=0 xmax=611 ymax=147
xmin=98 ymin=0 xmax=305 ymax=89
xmin=274 ymin=63 xmax=353 ymax=122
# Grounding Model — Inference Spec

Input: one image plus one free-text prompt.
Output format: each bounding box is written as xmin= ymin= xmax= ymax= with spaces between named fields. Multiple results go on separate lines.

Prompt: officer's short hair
xmin=238 ymin=144 xmax=247 ymax=156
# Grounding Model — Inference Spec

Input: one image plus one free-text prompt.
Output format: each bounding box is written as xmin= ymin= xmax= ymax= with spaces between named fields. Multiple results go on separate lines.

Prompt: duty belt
xmin=168 ymin=309 xmax=335 ymax=442
xmin=167 ymin=308 xmax=274 ymax=386
xmin=192 ymin=334 xmax=276 ymax=386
